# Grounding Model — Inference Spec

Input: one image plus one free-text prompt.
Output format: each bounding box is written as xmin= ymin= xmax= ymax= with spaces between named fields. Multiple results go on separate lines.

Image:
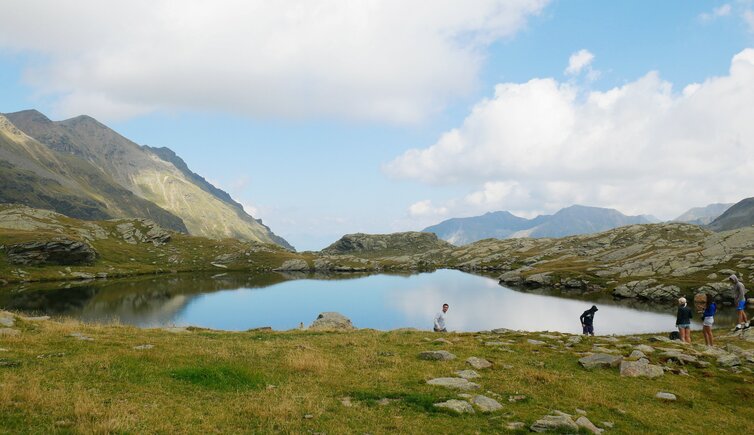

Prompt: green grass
xmin=169 ymin=364 xmax=265 ymax=391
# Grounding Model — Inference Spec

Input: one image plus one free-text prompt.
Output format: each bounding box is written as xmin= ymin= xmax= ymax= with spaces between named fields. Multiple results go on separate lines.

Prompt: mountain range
xmin=0 ymin=110 xmax=292 ymax=250
xmin=707 ymin=197 xmax=754 ymax=232
xmin=673 ymin=203 xmax=733 ymax=225
xmin=422 ymin=205 xmax=656 ymax=245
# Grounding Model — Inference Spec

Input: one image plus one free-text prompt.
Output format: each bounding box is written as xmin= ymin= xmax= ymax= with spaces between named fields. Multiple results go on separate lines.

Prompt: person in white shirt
xmin=434 ymin=303 xmax=449 ymax=332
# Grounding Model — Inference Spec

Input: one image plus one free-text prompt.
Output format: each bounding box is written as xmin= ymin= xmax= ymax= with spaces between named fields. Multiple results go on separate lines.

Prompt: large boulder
xmin=579 ymin=353 xmax=622 ymax=369
xmin=619 ymin=358 xmax=664 ymax=378
xmin=309 ymin=312 xmax=354 ymax=331
xmin=6 ymin=239 xmax=96 ymax=265
xmin=274 ymin=259 xmax=310 ymax=271
xmin=321 ymin=232 xmax=452 ymax=256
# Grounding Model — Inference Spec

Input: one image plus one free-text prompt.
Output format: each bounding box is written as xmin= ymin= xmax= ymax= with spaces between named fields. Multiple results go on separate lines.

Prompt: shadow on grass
xmin=169 ymin=364 xmax=265 ymax=391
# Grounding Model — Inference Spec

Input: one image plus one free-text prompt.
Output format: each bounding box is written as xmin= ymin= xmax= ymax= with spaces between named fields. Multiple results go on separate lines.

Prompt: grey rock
xmin=579 ymin=353 xmax=622 ymax=369
xmin=576 ymin=416 xmax=603 ymax=434
xmin=433 ymin=399 xmax=474 ymax=414
xmin=309 ymin=312 xmax=354 ymax=331
xmin=527 ymin=339 xmax=546 ymax=346
xmin=472 ymin=395 xmax=503 ymax=412
xmin=717 ymin=354 xmax=741 ymax=367
xmin=427 ymin=377 xmax=480 ymax=390
xmin=6 ymin=239 xmax=96 ymax=266
xmin=633 ymin=344 xmax=655 ymax=353
xmin=133 ymin=344 xmax=154 ymax=350
xmin=70 ymin=272 xmax=95 ymax=280
xmin=433 ymin=338 xmax=453 ymax=345
xmin=531 ymin=414 xmax=579 ymax=432
xmin=655 ymin=392 xmax=677 ymax=401
xmin=274 ymin=259 xmax=310 ymax=271
xmin=0 ymin=312 xmax=14 ymax=327
xmin=466 ymin=357 xmax=492 ymax=369
xmin=506 ymin=422 xmax=526 ymax=430
xmin=567 ymin=335 xmax=583 ymax=345
xmin=628 ymin=350 xmax=646 ymax=359
xmin=454 ymin=370 xmax=480 ymax=379
xmin=418 ymin=350 xmax=456 ymax=361
xmin=620 ymin=359 xmax=664 ymax=378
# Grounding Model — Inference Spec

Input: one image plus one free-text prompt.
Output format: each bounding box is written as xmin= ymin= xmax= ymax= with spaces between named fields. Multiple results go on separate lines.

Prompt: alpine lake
xmin=0 ymin=269 xmax=739 ymax=335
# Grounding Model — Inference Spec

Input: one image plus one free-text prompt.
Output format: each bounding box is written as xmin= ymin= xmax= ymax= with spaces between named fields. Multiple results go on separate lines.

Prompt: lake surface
xmin=0 ymin=269 xmax=737 ymax=334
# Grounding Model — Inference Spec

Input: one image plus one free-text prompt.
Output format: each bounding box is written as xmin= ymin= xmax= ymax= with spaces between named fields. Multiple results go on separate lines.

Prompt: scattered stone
xmin=649 ymin=336 xmax=671 ymax=343
xmin=0 ymin=328 xmax=20 ymax=337
xmin=485 ymin=341 xmax=509 ymax=346
xmin=457 ymin=393 xmax=472 ymax=399
xmin=0 ymin=311 xmax=15 ymax=327
xmin=133 ymin=344 xmax=154 ymax=350
xmin=655 ymin=392 xmax=677 ymax=401
xmin=36 ymin=352 xmax=65 ymax=359
xmin=579 ymin=353 xmax=622 ymax=369
xmin=70 ymin=272 xmax=95 ymax=280
xmin=717 ymin=354 xmax=741 ymax=367
xmin=506 ymin=422 xmax=526 ymax=430
xmin=418 ymin=350 xmax=456 ymax=361
xmin=303 ymin=414 xmax=314 ymax=419
xmin=427 ymin=377 xmax=480 ymax=390
xmin=628 ymin=350 xmax=646 ymax=360
xmin=620 ymin=359 xmax=664 ymax=378
xmin=592 ymin=346 xmax=620 ymax=354
xmin=576 ymin=416 xmax=603 ymax=434
xmin=339 ymin=397 xmax=353 ymax=407
xmin=576 ymin=408 xmax=587 ymax=415
xmin=508 ymin=395 xmax=527 ymax=403
xmin=530 ymin=414 xmax=579 ymax=433
xmin=309 ymin=312 xmax=354 ymax=331
xmin=433 ymin=338 xmax=453 ymax=345
xmin=634 ymin=344 xmax=655 ymax=354
xmin=466 ymin=356 xmax=492 ymax=369
xmin=567 ymin=335 xmax=583 ymax=345
xmin=472 ymin=395 xmax=503 ymax=412
xmin=603 ymin=421 xmax=614 ymax=428
xmin=68 ymin=332 xmax=93 ymax=341
xmin=454 ymin=370 xmax=480 ymax=379
xmin=527 ymin=339 xmax=546 ymax=346
xmin=434 ymin=399 xmax=475 ymax=414
xmin=273 ymin=259 xmax=310 ymax=272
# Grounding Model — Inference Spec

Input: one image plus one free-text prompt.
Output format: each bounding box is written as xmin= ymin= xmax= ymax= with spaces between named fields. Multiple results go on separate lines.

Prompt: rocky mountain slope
xmin=674 ymin=203 xmax=733 ymax=226
xmin=424 ymin=205 xmax=653 ymax=245
xmin=708 ymin=197 xmax=754 ymax=232
xmin=3 ymin=110 xmax=292 ymax=249
xmin=0 ymin=114 xmax=187 ymax=231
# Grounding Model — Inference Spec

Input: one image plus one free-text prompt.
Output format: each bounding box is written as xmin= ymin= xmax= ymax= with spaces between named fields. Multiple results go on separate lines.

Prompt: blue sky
xmin=2 ymin=1 xmax=754 ymax=250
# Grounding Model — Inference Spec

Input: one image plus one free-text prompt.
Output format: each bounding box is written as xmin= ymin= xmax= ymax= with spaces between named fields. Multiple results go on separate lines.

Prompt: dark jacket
xmin=580 ymin=308 xmax=597 ymax=326
xmin=676 ymin=305 xmax=693 ymax=325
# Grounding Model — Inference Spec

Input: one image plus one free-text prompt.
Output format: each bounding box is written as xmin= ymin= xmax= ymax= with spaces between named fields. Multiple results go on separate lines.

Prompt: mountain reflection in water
xmin=0 ymin=270 xmax=738 ymax=334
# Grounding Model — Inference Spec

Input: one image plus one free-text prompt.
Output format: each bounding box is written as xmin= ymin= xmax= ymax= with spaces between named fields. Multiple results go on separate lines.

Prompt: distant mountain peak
xmin=423 ymin=205 xmax=652 ymax=245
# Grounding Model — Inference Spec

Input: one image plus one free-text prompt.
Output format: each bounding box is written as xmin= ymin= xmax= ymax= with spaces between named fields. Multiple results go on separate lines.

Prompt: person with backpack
xmin=701 ymin=293 xmax=716 ymax=347
xmin=676 ymin=297 xmax=692 ymax=343
xmin=580 ymin=305 xmax=598 ymax=336
xmin=730 ymin=274 xmax=750 ymax=331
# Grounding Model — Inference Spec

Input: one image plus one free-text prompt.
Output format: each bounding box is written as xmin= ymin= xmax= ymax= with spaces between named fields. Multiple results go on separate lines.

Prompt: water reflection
xmin=0 ymin=270 xmax=737 ymax=334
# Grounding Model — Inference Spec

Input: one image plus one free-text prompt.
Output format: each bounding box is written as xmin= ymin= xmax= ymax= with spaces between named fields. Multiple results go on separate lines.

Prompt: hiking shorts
xmin=738 ymin=300 xmax=746 ymax=311
xmin=582 ymin=324 xmax=594 ymax=335
xmin=703 ymin=316 xmax=714 ymax=327
xmin=677 ymin=324 xmax=691 ymax=330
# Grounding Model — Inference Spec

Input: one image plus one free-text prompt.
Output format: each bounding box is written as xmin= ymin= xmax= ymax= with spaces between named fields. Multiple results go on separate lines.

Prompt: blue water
xmin=2 ymin=270 xmax=729 ymax=334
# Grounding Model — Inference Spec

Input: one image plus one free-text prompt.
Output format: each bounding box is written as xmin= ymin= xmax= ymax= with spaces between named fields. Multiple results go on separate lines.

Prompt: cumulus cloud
xmin=386 ymin=49 xmax=754 ymax=219
xmin=0 ymin=0 xmax=548 ymax=122
xmin=564 ymin=49 xmax=594 ymax=75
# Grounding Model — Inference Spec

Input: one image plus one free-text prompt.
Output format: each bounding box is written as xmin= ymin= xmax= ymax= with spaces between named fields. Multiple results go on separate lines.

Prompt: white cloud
xmin=564 ymin=49 xmax=595 ymax=76
xmin=0 ymin=0 xmax=548 ymax=123
xmin=408 ymin=200 xmax=449 ymax=218
xmin=386 ymin=49 xmax=754 ymax=219
xmin=699 ymin=4 xmax=732 ymax=21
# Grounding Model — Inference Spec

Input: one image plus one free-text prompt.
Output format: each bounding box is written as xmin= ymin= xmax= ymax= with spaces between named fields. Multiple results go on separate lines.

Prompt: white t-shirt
xmin=434 ymin=311 xmax=446 ymax=330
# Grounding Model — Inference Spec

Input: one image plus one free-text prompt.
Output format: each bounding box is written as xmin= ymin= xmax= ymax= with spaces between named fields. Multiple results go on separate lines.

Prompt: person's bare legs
xmin=703 ymin=325 xmax=713 ymax=346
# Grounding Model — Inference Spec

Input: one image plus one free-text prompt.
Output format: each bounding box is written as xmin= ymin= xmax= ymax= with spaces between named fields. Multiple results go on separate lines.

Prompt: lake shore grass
xmin=1 ymin=314 xmax=753 ymax=434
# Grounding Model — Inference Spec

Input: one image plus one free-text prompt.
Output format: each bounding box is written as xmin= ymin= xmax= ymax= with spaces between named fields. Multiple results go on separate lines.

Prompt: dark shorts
xmin=582 ymin=324 xmax=594 ymax=335
xmin=434 ymin=327 xmax=447 ymax=332
xmin=738 ymin=300 xmax=746 ymax=311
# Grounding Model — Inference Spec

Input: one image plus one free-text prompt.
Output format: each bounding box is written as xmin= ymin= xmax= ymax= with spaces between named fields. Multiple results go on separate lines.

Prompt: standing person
xmin=433 ymin=303 xmax=449 ymax=332
xmin=676 ymin=297 xmax=692 ymax=343
xmin=730 ymin=274 xmax=750 ymax=331
xmin=580 ymin=305 xmax=598 ymax=336
xmin=701 ymin=293 xmax=716 ymax=347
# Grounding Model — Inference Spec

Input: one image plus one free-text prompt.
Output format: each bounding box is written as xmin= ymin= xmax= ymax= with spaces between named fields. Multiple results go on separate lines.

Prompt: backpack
xmin=668 ymin=331 xmax=680 ymax=341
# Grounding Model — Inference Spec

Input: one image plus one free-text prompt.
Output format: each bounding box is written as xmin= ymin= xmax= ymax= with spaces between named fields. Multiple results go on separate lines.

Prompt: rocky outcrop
xmin=6 ymin=239 xmax=96 ymax=265
xmin=309 ymin=312 xmax=354 ymax=331
xmin=321 ymin=232 xmax=452 ymax=256
xmin=114 ymin=220 xmax=171 ymax=246
xmin=612 ymin=280 xmax=680 ymax=302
